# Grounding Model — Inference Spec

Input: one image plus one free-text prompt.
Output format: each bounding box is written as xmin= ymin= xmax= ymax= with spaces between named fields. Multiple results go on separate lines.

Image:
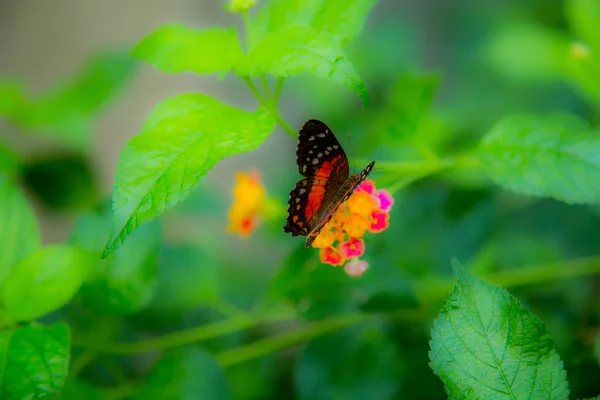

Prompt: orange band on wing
xmin=305 ymin=180 xmax=326 ymax=220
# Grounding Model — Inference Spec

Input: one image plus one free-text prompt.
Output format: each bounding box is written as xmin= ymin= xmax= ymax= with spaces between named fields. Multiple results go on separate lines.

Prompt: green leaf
xmin=102 ymin=93 xmax=275 ymax=257
xmin=249 ymin=0 xmax=321 ymax=47
xmin=133 ymin=347 xmax=231 ymax=400
xmin=0 ymin=323 xmax=70 ymax=399
xmin=369 ymin=70 xmax=440 ymax=144
xmin=311 ymin=0 xmax=379 ymax=46
xmin=0 ymin=175 xmax=39 ymax=282
xmin=133 ymin=25 xmax=244 ymax=75
xmin=478 ymin=114 xmax=600 ymax=204
xmin=147 ymin=244 xmax=218 ymax=314
xmin=0 ymin=245 xmax=86 ymax=324
xmin=14 ymin=49 xmax=136 ymax=151
xmin=429 ymin=261 xmax=569 ymax=400
xmin=54 ymin=378 xmax=103 ymax=400
xmin=70 ymin=205 xmax=160 ymax=315
xmin=0 ymin=80 xmax=27 ymax=119
xmin=296 ymin=325 xmax=402 ymax=400
xmin=566 ymin=0 xmax=600 ymax=49
xmin=239 ymin=26 xmax=368 ymax=105
xmin=566 ymin=42 xmax=600 ymax=109
xmin=0 ymin=141 xmax=22 ymax=177
xmin=483 ymin=21 xmax=569 ymax=81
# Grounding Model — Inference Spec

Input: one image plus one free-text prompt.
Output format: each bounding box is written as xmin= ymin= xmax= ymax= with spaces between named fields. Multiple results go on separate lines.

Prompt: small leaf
xmin=133 ymin=347 xmax=231 ymax=400
xmin=0 ymin=141 xmax=22 ymax=177
xmin=484 ymin=21 xmax=569 ymax=81
xmin=0 ymin=245 xmax=86 ymax=323
xmin=311 ymin=0 xmax=379 ymax=46
xmin=133 ymin=25 xmax=244 ymax=75
xmin=0 ymin=323 xmax=70 ymax=399
xmin=0 ymin=175 xmax=39 ymax=282
xmin=479 ymin=114 xmax=600 ymax=204
xmin=296 ymin=325 xmax=402 ymax=400
xmin=429 ymin=261 xmax=569 ymax=400
xmin=16 ymin=49 xmax=136 ymax=151
xmin=370 ymin=70 xmax=440 ymax=144
xmin=70 ymin=205 xmax=160 ymax=315
xmin=566 ymin=42 xmax=600 ymax=109
xmin=0 ymin=80 xmax=27 ymax=119
xmin=566 ymin=0 xmax=600 ymax=49
xmin=102 ymin=94 xmax=275 ymax=257
xmin=239 ymin=26 xmax=368 ymax=105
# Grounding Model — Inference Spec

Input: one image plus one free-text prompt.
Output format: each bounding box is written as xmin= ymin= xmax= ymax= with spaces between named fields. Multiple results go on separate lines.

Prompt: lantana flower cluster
xmin=227 ymin=171 xmax=393 ymax=278
xmin=227 ymin=170 xmax=265 ymax=238
xmin=310 ymin=179 xmax=393 ymax=277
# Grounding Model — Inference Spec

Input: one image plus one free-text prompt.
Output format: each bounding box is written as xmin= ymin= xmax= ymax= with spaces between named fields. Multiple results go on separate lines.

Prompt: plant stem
xmin=244 ymin=77 xmax=297 ymax=139
xmin=217 ymin=313 xmax=367 ymax=368
xmin=75 ymin=312 xmax=294 ymax=355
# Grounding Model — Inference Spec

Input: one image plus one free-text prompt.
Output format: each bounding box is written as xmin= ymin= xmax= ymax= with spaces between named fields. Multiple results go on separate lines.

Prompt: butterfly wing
xmin=284 ymin=120 xmax=350 ymax=237
xmin=304 ymin=161 xmax=375 ymax=247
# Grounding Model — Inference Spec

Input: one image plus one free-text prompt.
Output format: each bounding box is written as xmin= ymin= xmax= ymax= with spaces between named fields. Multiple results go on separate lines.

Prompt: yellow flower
xmin=227 ymin=170 xmax=265 ymax=238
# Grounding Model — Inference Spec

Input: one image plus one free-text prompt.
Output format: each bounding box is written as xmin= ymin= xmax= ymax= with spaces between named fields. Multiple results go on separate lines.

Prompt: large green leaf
xmin=566 ymin=0 xmax=600 ymax=49
xmin=0 ymin=175 xmax=39 ymax=282
xmin=239 ymin=26 xmax=368 ymax=105
xmin=311 ymin=0 xmax=379 ymax=46
xmin=250 ymin=0 xmax=321 ymax=46
xmin=133 ymin=347 xmax=231 ymax=400
xmin=296 ymin=325 xmax=402 ymax=400
xmin=479 ymin=114 xmax=600 ymax=204
xmin=54 ymin=378 xmax=104 ymax=400
xmin=0 ymin=245 xmax=86 ymax=324
xmin=70 ymin=205 xmax=160 ymax=315
xmin=429 ymin=261 xmax=569 ymax=400
xmin=102 ymin=94 xmax=275 ymax=257
xmin=0 ymin=323 xmax=70 ymax=400
xmin=133 ymin=24 xmax=244 ymax=75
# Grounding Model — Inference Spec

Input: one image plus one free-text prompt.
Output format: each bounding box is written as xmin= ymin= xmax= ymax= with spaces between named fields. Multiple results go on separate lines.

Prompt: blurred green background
xmin=1 ymin=0 xmax=600 ymax=399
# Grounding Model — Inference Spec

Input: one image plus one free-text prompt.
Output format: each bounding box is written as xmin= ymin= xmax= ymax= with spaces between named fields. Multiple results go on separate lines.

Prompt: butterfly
xmin=283 ymin=119 xmax=375 ymax=248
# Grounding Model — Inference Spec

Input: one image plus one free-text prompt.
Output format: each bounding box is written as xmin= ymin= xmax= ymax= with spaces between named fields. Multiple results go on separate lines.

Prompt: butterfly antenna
xmin=347 ymin=130 xmax=357 ymax=173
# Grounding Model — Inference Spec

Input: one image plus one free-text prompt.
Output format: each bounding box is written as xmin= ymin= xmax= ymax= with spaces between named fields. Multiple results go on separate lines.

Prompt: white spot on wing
xmin=299 ymin=188 xmax=306 ymax=194
xmin=308 ymin=135 xmax=315 ymax=141
xmin=317 ymin=152 xmax=323 ymax=157
xmin=312 ymin=158 xmax=319 ymax=165
xmin=317 ymin=133 xmax=326 ymax=137
xmin=333 ymin=145 xmax=339 ymax=149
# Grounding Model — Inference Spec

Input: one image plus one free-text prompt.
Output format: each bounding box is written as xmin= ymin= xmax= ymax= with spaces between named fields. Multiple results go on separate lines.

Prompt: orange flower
xmin=313 ymin=179 xmax=393 ymax=276
xmin=227 ymin=170 xmax=265 ymax=238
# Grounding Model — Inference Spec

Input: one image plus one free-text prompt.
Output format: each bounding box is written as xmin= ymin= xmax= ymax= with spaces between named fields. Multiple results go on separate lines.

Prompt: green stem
xmin=75 ymin=312 xmax=294 ymax=355
xmin=244 ymin=77 xmax=297 ymax=139
xmin=217 ymin=313 xmax=367 ymax=368
xmin=273 ymin=77 xmax=284 ymax=103
xmin=260 ymin=74 xmax=272 ymax=99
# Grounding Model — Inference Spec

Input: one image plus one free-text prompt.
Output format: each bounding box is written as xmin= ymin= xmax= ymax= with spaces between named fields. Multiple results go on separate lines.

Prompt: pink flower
xmin=344 ymin=259 xmax=369 ymax=277
xmin=340 ymin=238 xmax=365 ymax=258
xmin=369 ymin=210 xmax=389 ymax=232
xmin=375 ymin=189 xmax=394 ymax=212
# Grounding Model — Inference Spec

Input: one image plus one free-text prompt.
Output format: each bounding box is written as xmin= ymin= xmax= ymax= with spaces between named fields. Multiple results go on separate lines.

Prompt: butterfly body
xmin=283 ymin=119 xmax=375 ymax=248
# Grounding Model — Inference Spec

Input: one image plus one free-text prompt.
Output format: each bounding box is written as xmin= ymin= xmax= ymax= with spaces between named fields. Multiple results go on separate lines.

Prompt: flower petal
xmin=344 ymin=258 xmax=369 ymax=277
xmin=340 ymin=238 xmax=365 ymax=258
xmin=369 ymin=210 xmax=389 ymax=233
xmin=319 ymin=246 xmax=345 ymax=266
xmin=375 ymin=189 xmax=394 ymax=212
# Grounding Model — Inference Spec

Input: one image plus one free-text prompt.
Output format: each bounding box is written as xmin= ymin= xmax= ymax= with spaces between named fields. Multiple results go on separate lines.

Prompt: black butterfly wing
xmin=284 ymin=120 xmax=350 ymax=237
xmin=296 ymin=119 xmax=349 ymax=180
